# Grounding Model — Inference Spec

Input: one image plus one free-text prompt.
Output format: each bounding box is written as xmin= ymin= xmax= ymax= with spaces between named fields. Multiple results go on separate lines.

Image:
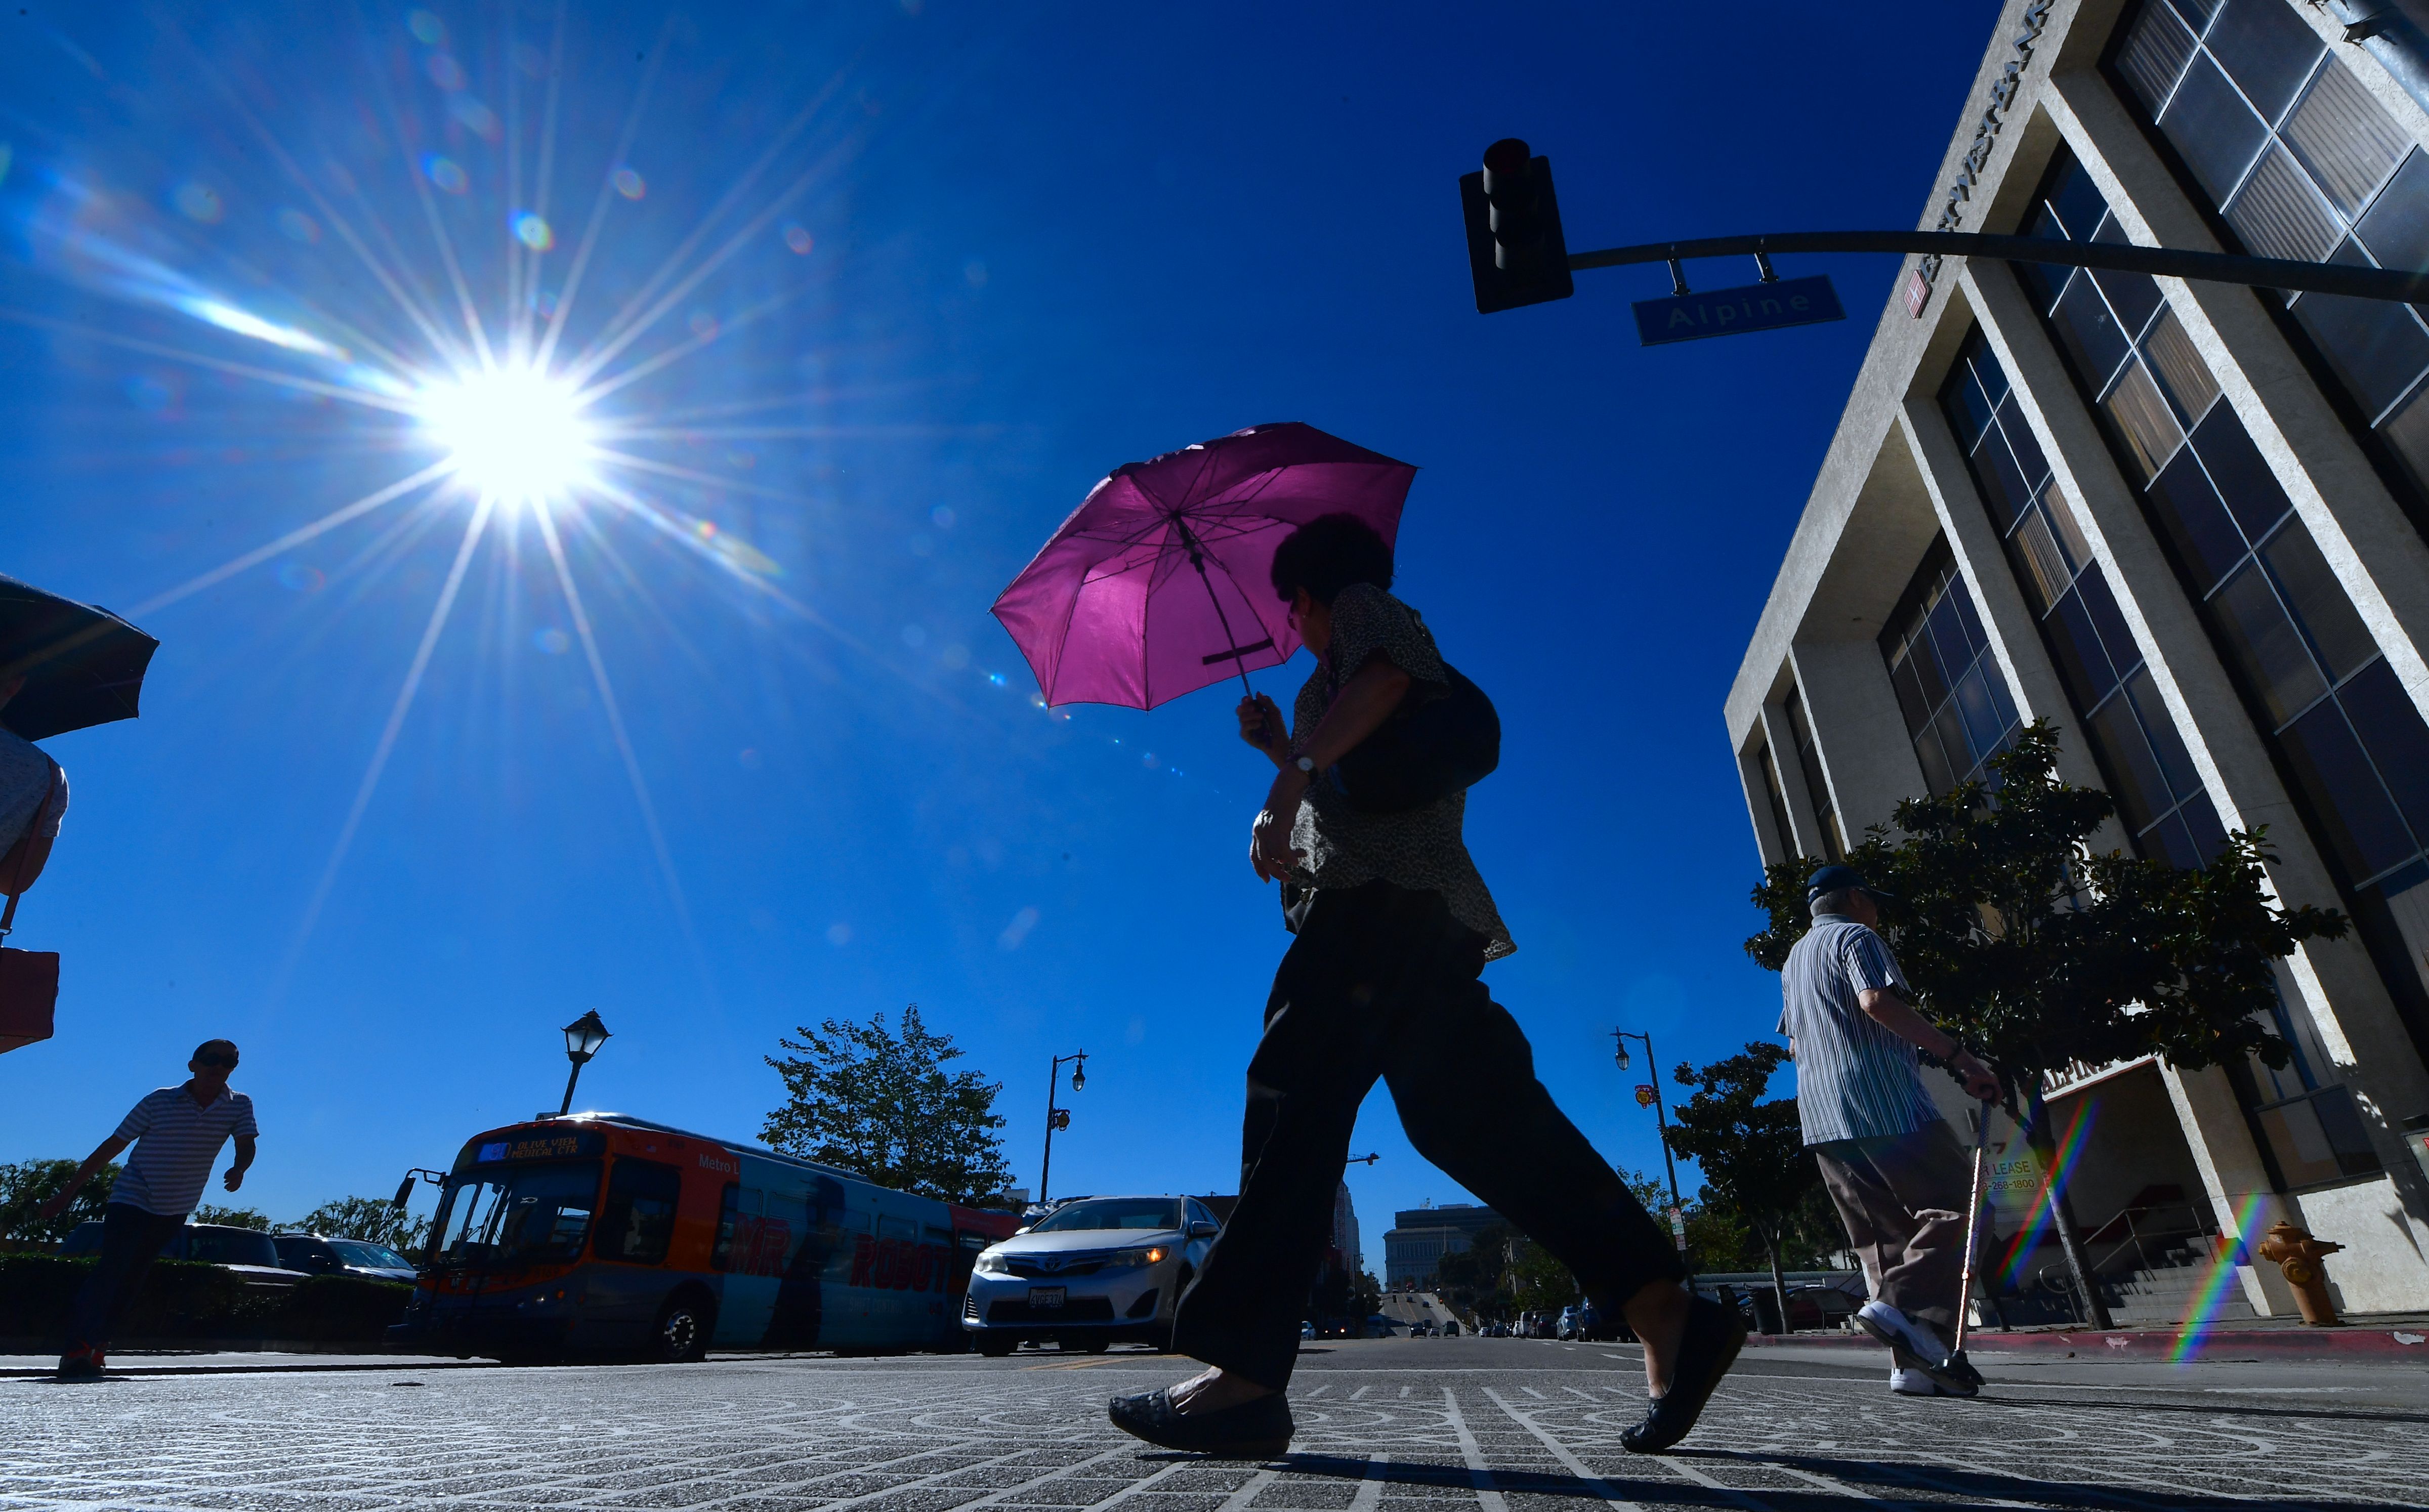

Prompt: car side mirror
xmin=1189 ymin=1222 xmax=1218 ymax=1238
xmin=393 ymin=1174 xmax=417 ymax=1209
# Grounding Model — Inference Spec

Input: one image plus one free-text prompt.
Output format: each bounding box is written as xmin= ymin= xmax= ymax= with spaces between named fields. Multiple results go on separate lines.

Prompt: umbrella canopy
xmin=0 ymin=575 xmax=159 ymax=742
xmin=992 ymin=423 xmax=1416 ymax=709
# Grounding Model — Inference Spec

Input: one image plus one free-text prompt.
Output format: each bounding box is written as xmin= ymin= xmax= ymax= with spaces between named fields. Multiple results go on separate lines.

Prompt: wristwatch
xmin=1294 ymin=755 xmax=1318 ymax=776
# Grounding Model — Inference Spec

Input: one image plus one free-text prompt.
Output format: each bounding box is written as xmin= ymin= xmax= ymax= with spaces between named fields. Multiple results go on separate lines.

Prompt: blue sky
xmin=0 ymin=3 xmax=1994 ymax=1255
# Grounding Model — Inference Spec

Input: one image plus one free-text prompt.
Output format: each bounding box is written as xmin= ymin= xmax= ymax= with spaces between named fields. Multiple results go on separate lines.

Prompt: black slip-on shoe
xmin=1107 ymin=1388 xmax=1293 ymax=1458
xmin=1619 ymin=1294 xmax=1747 ymax=1455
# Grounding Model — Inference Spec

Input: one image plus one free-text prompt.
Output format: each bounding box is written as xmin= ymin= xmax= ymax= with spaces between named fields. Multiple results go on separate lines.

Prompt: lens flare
xmin=1994 ymin=1100 xmax=2099 ymax=1295
xmin=417 ymin=365 xmax=594 ymax=503
xmin=2168 ymin=1192 xmax=2270 ymax=1364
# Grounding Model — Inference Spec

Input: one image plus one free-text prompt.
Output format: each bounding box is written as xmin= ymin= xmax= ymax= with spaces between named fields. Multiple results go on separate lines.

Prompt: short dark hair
xmin=193 ymin=1038 xmax=238 ymax=1063
xmin=1269 ymin=513 xmax=1394 ymax=606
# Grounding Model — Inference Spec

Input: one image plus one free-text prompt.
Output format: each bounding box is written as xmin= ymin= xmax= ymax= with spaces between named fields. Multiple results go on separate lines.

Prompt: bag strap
xmin=1 ymin=764 xmax=61 ymax=940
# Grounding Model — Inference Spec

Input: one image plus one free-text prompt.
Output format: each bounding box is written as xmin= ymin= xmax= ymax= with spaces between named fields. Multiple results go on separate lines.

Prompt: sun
xmin=418 ymin=364 xmax=596 ymax=504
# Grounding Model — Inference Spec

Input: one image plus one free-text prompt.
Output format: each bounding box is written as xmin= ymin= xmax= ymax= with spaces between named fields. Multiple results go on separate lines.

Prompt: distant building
xmin=1331 ymin=1182 xmax=1361 ymax=1273
xmin=1382 ymin=1202 xmax=1503 ymax=1288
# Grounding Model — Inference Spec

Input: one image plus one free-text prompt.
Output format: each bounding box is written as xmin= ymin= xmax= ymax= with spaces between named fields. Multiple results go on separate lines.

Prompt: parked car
xmin=1719 ymin=1283 xmax=1864 ymax=1333
xmin=1440 ymin=1318 xmax=1460 ymax=1336
xmin=271 ymin=1233 xmax=418 ymax=1283
xmin=963 ymin=1194 xmax=1220 ymax=1355
xmin=61 ymin=1222 xmax=309 ymax=1290
xmin=1555 ymin=1304 xmax=1580 ymax=1340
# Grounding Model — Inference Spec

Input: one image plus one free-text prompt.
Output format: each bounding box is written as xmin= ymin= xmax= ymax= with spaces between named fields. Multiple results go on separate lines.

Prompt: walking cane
xmin=1943 ymin=1097 xmax=1995 ymax=1389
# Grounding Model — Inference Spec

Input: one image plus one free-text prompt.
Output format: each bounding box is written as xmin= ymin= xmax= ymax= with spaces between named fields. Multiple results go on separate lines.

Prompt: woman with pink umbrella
xmin=994 ymin=426 xmax=1742 ymax=1458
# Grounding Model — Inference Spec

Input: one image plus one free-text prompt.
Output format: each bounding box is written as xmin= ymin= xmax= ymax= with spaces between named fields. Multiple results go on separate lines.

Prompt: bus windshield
xmin=429 ymin=1160 xmax=601 ymax=1268
xmin=1031 ymin=1198 xmax=1182 ymax=1233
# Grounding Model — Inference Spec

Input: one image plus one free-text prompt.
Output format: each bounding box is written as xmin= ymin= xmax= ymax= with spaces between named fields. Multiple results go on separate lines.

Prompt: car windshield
xmin=1031 ymin=1198 xmax=1182 ymax=1233
xmin=328 ymin=1239 xmax=413 ymax=1270
xmin=429 ymin=1160 xmax=601 ymax=1268
xmin=188 ymin=1227 xmax=280 ymax=1267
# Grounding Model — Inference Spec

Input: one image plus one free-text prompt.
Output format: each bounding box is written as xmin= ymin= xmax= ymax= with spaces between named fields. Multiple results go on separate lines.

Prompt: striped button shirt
xmin=1777 ymin=914 xmax=1939 ymax=1146
xmin=109 ymin=1086 xmax=259 ymax=1217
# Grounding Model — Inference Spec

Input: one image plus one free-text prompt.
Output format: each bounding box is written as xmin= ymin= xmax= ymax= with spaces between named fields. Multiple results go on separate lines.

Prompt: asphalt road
xmin=6 ymin=1335 xmax=2427 ymax=1510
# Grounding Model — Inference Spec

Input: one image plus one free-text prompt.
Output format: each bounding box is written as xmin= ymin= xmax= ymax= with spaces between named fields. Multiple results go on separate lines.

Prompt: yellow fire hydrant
xmin=2255 ymin=1221 xmax=2344 ymax=1326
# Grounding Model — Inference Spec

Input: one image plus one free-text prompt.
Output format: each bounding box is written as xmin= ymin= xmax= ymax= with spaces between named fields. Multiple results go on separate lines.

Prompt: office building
xmin=1382 ymin=1202 xmax=1503 ymax=1289
xmin=1728 ymin=0 xmax=2429 ymax=1313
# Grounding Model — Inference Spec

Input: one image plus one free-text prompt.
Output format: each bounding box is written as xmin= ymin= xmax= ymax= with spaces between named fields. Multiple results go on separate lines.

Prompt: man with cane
xmin=1779 ymin=865 xmax=1998 ymax=1397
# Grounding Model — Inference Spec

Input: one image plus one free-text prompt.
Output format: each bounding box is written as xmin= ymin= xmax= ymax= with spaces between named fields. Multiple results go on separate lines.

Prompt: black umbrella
xmin=0 ymin=575 xmax=159 ymax=742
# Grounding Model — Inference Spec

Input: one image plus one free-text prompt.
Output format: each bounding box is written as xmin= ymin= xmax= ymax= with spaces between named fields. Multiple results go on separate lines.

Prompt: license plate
xmin=1028 ymin=1286 xmax=1066 ymax=1310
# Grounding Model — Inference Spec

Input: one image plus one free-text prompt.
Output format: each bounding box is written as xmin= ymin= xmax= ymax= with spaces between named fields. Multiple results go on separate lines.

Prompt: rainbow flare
xmin=2167 ymin=1191 xmax=2271 ymax=1364
xmin=1994 ymin=1100 xmax=2100 ymax=1293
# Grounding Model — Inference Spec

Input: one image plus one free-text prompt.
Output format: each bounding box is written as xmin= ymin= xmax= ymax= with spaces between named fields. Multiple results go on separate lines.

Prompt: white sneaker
xmin=1891 ymin=1366 xmax=1958 ymax=1397
xmin=1856 ymin=1302 xmax=1975 ymax=1396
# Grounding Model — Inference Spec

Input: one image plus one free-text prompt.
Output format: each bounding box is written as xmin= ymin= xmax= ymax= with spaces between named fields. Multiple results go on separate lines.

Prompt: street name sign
xmin=1632 ymin=273 xmax=1845 ymax=346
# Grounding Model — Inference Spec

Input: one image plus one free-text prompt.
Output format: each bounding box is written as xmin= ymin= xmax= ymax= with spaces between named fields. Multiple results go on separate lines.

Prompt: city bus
xmin=389 ymin=1112 xmax=1020 ymax=1362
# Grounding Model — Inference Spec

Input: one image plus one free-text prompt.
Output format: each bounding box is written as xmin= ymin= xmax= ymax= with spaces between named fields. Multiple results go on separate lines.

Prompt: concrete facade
xmin=1729 ymin=0 xmax=2429 ymax=1314
xmin=1381 ymin=1203 xmax=1503 ymax=1289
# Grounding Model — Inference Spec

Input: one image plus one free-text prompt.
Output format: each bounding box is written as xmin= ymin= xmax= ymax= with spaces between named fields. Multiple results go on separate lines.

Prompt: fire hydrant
xmin=2255 ymin=1221 xmax=2344 ymax=1326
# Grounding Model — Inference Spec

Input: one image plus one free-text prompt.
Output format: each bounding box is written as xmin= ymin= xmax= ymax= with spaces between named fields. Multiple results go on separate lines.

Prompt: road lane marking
xmin=1438 ymin=1389 xmax=1509 ymax=1512
xmin=1350 ymin=1385 xmax=1370 ymax=1399
xmin=1218 ymin=1467 xmax=1281 ymax=1511
xmin=1347 ymin=1453 xmax=1390 ymax=1512
xmin=1479 ymin=1388 xmax=1648 ymax=1510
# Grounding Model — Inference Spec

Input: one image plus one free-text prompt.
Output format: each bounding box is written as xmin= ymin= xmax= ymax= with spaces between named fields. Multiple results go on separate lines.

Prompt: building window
xmin=2112 ymin=0 xmax=2429 ymax=513
xmin=1782 ymin=685 xmax=1845 ymax=861
xmin=2237 ymin=984 xmax=2384 ymax=1188
xmin=2017 ymin=147 xmax=2429 ymax=902
xmin=1754 ymin=738 xmax=1797 ymax=860
xmin=1938 ymin=331 xmax=2228 ymax=868
xmin=1880 ymin=541 xmax=2023 ymax=794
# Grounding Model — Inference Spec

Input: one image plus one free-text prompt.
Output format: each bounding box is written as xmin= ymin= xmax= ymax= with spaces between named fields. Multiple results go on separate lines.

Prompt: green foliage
xmin=1661 ymin=1043 xmax=1821 ymax=1275
xmin=763 ymin=1003 xmax=1014 ymax=1204
xmin=292 ymin=1196 xmax=430 ymax=1250
xmin=0 ymin=1158 xmax=118 ymax=1242
xmin=191 ymin=1205 xmax=273 ymax=1231
xmin=0 ymin=1254 xmax=408 ymax=1341
xmin=1744 ymin=722 xmax=2346 ymax=1094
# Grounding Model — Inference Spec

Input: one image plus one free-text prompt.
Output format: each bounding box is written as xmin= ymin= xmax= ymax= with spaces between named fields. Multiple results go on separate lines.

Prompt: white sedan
xmin=962 ymin=1195 xmax=1221 ymax=1355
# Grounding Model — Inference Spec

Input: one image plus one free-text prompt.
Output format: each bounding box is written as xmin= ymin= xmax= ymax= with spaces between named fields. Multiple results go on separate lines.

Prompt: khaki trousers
xmin=1813 ymin=1120 xmax=1972 ymax=1340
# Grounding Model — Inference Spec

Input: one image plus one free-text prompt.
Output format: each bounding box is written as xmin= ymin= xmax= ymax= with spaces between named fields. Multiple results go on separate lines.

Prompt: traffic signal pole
xmin=1565 ymin=228 xmax=2429 ymax=305
xmin=1465 ymin=137 xmax=2429 ymax=312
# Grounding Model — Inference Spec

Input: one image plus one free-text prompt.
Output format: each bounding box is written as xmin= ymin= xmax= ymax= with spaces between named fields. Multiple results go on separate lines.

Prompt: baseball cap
xmin=1807 ymin=863 xmax=1896 ymax=906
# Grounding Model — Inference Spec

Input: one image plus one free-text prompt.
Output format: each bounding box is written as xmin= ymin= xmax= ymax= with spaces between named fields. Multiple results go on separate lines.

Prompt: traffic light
xmin=1460 ymin=138 xmax=1574 ymax=313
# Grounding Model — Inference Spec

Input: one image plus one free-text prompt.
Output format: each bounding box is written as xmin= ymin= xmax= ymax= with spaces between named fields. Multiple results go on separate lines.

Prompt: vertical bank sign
xmin=1632 ymin=275 xmax=1846 ymax=346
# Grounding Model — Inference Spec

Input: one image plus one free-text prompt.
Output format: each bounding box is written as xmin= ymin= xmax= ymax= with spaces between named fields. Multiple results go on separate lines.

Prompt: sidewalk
xmin=0 ymin=1346 xmax=488 ymax=1378
xmin=1739 ymin=1310 xmax=2429 ymax=1363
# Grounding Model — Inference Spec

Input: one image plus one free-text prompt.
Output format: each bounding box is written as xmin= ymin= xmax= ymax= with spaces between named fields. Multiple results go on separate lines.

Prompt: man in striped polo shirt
xmin=36 ymin=1039 xmax=259 ymax=1380
xmin=1780 ymin=865 xmax=1997 ymax=1399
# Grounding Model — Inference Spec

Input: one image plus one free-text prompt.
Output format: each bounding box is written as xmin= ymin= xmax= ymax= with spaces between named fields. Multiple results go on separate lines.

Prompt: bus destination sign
xmin=1632 ymin=274 xmax=1845 ymax=346
xmin=458 ymin=1129 xmax=604 ymax=1169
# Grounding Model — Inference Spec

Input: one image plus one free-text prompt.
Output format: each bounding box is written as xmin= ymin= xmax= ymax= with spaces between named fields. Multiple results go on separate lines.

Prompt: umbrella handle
xmin=1175 ymin=520 xmax=1259 ymax=700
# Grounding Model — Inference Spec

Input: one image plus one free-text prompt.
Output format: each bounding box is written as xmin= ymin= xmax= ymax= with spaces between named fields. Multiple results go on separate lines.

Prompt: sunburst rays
xmin=7 ymin=7 xmax=871 ymax=996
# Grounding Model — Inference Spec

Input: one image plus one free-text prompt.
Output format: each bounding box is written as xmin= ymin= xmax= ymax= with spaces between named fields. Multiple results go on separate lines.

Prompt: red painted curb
xmin=1742 ymin=1325 xmax=2429 ymax=1359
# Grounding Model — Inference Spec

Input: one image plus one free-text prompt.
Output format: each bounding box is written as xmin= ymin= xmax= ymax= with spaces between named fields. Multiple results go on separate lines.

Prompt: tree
xmin=294 ymin=1196 xmax=430 ymax=1250
xmin=763 ymin=1003 xmax=1014 ymax=1204
xmin=0 ymin=1158 xmax=118 ymax=1242
xmin=1660 ymin=1043 xmax=1820 ymax=1331
xmin=1745 ymin=722 xmax=2346 ymax=1327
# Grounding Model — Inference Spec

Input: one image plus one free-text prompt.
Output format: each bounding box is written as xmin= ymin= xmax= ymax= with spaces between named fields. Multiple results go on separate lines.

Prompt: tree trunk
xmin=1762 ymin=1228 xmax=1792 ymax=1336
xmin=2026 ymin=1084 xmax=2114 ymax=1330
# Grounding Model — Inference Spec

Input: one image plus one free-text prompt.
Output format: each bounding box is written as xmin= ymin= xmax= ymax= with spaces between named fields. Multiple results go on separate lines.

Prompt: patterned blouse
xmin=1285 ymin=583 xmax=1514 ymax=959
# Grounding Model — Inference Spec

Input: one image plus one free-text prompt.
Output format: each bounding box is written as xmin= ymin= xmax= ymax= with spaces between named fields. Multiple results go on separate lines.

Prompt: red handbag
xmin=0 ymin=769 xmax=61 ymax=1054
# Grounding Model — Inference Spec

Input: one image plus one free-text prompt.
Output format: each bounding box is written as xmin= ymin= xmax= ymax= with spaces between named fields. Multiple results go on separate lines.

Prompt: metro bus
xmin=389 ymin=1113 xmax=1020 ymax=1362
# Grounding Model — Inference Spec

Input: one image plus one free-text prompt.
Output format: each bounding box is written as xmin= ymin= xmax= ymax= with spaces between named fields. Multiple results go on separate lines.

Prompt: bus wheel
xmin=651 ymin=1289 xmax=715 ymax=1363
xmin=976 ymin=1333 xmax=1016 ymax=1358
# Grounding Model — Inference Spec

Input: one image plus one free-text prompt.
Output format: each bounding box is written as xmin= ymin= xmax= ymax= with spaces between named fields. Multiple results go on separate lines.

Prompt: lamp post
xmin=1039 ymin=1050 xmax=1086 ymax=1205
xmin=1614 ymin=1029 xmax=1692 ymax=1283
xmin=557 ymin=1011 xmax=612 ymax=1117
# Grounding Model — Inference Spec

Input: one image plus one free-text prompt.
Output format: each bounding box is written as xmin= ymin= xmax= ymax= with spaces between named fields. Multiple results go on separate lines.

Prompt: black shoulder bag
xmin=1324 ymin=664 xmax=1500 ymax=813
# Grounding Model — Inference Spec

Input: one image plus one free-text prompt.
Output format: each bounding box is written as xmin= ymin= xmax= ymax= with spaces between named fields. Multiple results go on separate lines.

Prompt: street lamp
xmin=1614 ymin=1029 xmax=1692 ymax=1284
xmin=1039 ymin=1050 xmax=1086 ymax=1205
xmin=557 ymin=1010 xmax=611 ymax=1116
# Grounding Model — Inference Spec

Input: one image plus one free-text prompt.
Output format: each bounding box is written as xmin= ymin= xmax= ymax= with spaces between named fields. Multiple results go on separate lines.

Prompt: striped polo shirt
xmin=109 ymin=1085 xmax=259 ymax=1217
xmin=1777 ymin=914 xmax=1940 ymax=1146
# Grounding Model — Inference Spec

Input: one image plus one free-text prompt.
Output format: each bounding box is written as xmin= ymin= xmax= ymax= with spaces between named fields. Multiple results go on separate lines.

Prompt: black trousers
xmin=64 ymin=1203 xmax=188 ymax=1356
xmin=1170 ymin=879 xmax=1684 ymax=1388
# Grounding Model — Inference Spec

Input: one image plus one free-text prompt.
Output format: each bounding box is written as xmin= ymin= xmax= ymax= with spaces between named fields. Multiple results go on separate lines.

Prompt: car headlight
xmin=1108 ymin=1246 xmax=1167 ymax=1269
xmin=975 ymin=1251 xmax=1011 ymax=1275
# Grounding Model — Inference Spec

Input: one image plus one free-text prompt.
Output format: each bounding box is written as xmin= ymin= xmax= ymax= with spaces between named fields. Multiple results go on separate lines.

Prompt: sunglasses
xmin=195 ymin=1056 xmax=237 ymax=1069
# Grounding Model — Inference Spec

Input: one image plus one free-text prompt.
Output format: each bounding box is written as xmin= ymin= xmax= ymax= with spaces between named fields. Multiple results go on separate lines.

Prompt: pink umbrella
xmin=992 ymin=423 xmax=1416 ymax=709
